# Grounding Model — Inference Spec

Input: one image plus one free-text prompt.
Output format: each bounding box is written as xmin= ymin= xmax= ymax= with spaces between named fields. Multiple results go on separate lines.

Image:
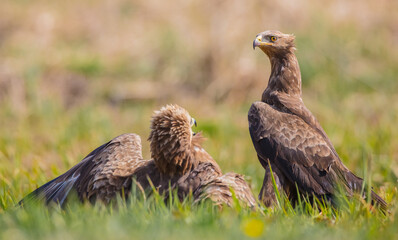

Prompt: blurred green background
xmin=0 ymin=0 xmax=397 ymax=239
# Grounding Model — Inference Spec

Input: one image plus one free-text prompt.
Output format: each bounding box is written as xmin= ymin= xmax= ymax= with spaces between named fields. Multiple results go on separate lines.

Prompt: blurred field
xmin=1 ymin=0 xmax=398 ymax=239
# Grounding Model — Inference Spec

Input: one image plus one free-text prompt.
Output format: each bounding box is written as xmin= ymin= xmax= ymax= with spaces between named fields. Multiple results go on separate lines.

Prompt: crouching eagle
xmin=20 ymin=105 xmax=255 ymax=208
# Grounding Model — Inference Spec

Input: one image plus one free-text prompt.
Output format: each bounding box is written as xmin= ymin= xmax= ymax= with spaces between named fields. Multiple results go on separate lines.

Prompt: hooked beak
xmin=191 ymin=118 xmax=197 ymax=136
xmin=253 ymin=36 xmax=273 ymax=50
xmin=191 ymin=118 xmax=197 ymax=127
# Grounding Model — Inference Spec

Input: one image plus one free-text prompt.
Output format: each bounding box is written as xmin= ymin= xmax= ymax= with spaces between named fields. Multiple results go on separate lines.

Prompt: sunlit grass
xmin=0 ymin=97 xmax=396 ymax=239
xmin=1 ymin=183 xmax=394 ymax=240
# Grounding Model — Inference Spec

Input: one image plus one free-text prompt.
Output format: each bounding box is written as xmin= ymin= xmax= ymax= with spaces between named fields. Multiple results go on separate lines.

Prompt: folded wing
xmin=248 ymin=101 xmax=363 ymax=198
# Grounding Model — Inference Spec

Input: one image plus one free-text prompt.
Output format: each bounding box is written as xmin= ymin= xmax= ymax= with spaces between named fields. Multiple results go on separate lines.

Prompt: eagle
xmin=20 ymin=105 xmax=255 ymax=208
xmin=149 ymin=106 xmax=256 ymax=207
xmin=249 ymin=30 xmax=387 ymax=211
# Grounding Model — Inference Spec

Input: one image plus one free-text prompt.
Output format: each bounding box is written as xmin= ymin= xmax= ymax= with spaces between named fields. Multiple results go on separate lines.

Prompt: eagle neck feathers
xmin=261 ymin=51 xmax=302 ymax=105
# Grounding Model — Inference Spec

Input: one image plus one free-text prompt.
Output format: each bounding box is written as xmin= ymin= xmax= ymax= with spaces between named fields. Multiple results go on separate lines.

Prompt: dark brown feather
xmin=174 ymin=162 xmax=256 ymax=208
xmin=20 ymin=133 xmax=147 ymax=206
xmin=196 ymin=172 xmax=256 ymax=208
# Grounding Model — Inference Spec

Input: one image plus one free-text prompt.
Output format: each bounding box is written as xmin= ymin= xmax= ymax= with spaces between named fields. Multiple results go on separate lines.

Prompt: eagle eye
xmin=270 ymin=36 xmax=277 ymax=42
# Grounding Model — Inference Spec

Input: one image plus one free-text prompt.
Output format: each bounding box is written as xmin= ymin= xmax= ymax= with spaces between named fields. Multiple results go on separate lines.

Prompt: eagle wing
xmin=174 ymin=162 xmax=256 ymax=207
xmin=174 ymin=162 xmax=222 ymax=198
xmin=248 ymin=101 xmax=363 ymax=197
xmin=20 ymin=133 xmax=148 ymax=206
xmin=270 ymin=91 xmax=340 ymax=159
xmin=195 ymin=172 xmax=257 ymax=208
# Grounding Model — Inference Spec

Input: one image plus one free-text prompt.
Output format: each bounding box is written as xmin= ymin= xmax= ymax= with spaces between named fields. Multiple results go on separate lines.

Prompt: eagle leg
xmin=259 ymin=160 xmax=285 ymax=207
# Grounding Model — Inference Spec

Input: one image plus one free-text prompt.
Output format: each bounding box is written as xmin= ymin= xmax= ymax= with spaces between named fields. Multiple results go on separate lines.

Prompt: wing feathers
xmin=174 ymin=162 xmax=256 ymax=207
xmin=20 ymin=133 xmax=145 ymax=206
xmin=249 ymin=101 xmax=362 ymax=197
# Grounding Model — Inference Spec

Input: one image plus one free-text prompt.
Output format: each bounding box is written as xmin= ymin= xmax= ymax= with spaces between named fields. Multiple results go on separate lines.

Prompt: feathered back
xmin=149 ymin=104 xmax=198 ymax=176
xmin=196 ymin=172 xmax=257 ymax=208
xmin=174 ymin=162 xmax=256 ymax=208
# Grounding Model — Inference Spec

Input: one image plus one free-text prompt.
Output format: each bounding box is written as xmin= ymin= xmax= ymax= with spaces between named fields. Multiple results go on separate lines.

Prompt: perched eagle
xmin=20 ymin=105 xmax=255 ymax=208
xmin=249 ymin=30 xmax=387 ymax=211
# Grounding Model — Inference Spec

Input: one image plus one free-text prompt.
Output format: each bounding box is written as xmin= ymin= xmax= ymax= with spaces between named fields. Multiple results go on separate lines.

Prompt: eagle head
xmin=149 ymin=104 xmax=198 ymax=176
xmin=253 ymin=30 xmax=296 ymax=56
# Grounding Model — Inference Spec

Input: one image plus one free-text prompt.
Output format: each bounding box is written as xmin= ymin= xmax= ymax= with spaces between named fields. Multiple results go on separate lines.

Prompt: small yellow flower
xmin=241 ymin=218 xmax=264 ymax=238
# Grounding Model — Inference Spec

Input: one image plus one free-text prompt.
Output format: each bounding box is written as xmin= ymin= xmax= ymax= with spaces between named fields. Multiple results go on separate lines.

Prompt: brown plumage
xmin=152 ymin=105 xmax=255 ymax=207
xmin=20 ymin=104 xmax=254 ymax=208
xmin=19 ymin=133 xmax=151 ymax=206
xmin=149 ymin=105 xmax=200 ymax=177
xmin=249 ymin=30 xmax=387 ymax=211
xmin=174 ymin=162 xmax=256 ymax=208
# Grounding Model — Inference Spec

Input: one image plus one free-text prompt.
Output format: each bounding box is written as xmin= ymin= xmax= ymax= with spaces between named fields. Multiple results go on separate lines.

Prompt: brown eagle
xmin=149 ymin=105 xmax=256 ymax=207
xmin=20 ymin=105 xmax=255 ymax=208
xmin=249 ymin=30 xmax=387 ymax=211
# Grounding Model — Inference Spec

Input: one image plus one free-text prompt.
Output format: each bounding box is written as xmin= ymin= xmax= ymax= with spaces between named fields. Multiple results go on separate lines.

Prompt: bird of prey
xmin=149 ymin=105 xmax=256 ymax=207
xmin=20 ymin=105 xmax=255 ymax=208
xmin=249 ymin=30 xmax=387 ymax=211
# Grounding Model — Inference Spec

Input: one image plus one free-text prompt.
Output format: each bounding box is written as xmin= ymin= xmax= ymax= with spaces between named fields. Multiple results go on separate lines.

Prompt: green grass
xmin=0 ymin=98 xmax=396 ymax=239
xmin=0 ymin=185 xmax=394 ymax=240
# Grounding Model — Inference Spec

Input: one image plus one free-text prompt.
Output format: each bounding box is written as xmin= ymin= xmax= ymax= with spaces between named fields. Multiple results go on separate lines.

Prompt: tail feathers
xmin=341 ymin=170 xmax=388 ymax=213
xmin=19 ymin=175 xmax=79 ymax=207
xmin=370 ymin=190 xmax=388 ymax=213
